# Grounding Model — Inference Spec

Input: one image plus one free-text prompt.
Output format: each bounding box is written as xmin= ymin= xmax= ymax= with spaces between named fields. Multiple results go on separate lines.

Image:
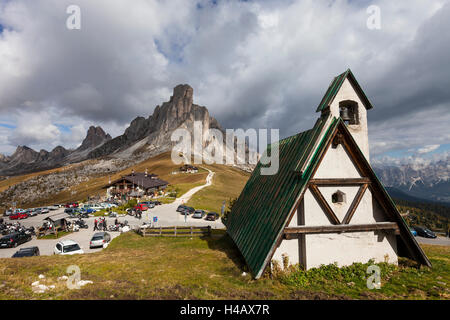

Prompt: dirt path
xmin=175 ymin=167 xmax=215 ymax=204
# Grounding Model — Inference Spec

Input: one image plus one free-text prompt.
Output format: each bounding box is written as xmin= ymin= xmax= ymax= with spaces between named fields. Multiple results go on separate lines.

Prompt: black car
xmin=12 ymin=246 xmax=40 ymax=258
xmin=0 ymin=232 xmax=32 ymax=248
xmin=205 ymin=212 xmax=220 ymax=221
xmin=181 ymin=206 xmax=195 ymax=215
xmin=176 ymin=205 xmax=187 ymax=212
xmin=64 ymin=208 xmax=76 ymax=215
xmin=413 ymin=226 xmax=437 ymax=239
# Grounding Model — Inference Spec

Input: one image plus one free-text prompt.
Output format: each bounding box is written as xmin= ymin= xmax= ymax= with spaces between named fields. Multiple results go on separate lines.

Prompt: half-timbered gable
xmin=226 ymin=69 xmax=430 ymax=279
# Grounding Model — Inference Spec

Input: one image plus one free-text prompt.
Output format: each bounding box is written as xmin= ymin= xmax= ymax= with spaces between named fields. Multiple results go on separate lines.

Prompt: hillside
xmin=0 ymin=152 xmax=250 ymax=213
xmin=394 ymin=198 xmax=449 ymax=232
xmin=0 ymin=231 xmax=448 ymax=300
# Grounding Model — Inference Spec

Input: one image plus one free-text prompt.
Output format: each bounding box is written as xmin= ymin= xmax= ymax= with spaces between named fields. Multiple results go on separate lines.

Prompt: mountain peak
xmin=10 ymin=145 xmax=39 ymax=164
xmin=171 ymin=84 xmax=193 ymax=101
xmin=77 ymin=126 xmax=112 ymax=152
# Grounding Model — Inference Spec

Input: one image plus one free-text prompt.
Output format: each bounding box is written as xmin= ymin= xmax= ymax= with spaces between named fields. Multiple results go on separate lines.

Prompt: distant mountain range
xmin=0 ymin=84 xmax=234 ymax=176
xmin=373 ymin=157 xmax=450 ymax=204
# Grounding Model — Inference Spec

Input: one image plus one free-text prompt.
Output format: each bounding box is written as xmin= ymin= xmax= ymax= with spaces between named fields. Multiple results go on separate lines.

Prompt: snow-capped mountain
xmin=373 ymin=156 xmax=450 ymax=203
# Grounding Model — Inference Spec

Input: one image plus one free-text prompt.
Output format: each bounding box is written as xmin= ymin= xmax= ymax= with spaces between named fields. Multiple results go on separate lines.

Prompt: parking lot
xmin=416 ymin=236 xmax=450 ymax=246
xmin=0 ymin=197 xmax=225 ymax=259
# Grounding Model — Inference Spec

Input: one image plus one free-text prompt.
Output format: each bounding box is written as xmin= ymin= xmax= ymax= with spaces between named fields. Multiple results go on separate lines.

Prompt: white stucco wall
xmin=272 ymin=140 xmax=398 ymax=270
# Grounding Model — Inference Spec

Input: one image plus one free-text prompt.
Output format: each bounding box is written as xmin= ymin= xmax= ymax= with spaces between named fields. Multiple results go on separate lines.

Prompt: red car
xmin=65 ymin=202 xmax=79 ymax=208
xmin=134 ymin=204 xmax=148 ymax=211
xmin=9 ymin=212 xmax=28 ymax=220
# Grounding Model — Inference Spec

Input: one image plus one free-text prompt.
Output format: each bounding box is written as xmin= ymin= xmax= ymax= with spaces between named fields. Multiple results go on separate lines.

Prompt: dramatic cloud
xmin=0 ymin=0 xmax=449 ymax=161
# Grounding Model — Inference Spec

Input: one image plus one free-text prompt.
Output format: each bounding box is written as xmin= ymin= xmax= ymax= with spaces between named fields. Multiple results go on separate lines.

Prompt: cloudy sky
xmin=0 ymin=0 xmax=449 ymax=165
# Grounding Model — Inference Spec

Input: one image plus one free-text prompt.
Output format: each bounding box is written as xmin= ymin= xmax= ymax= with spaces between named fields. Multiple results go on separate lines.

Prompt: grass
xmin=0 ymin=231 xmax=448 ymax=300
xmin=0 ymin=152 xmax=210 ymax=211
xmin=186 ymin=164 xmax=250 ymax=212
xmin=0 ymin=151 xmax=250 ymax=219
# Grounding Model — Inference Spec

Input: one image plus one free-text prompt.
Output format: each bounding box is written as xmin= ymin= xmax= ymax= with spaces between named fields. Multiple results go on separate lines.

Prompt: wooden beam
xmin=309 ymin=178 xmax=371 ymax=186
xmin=342 ymin=184 xmax=369 ymax=224
xmin=308 ymin=184 xmax=340 ymax=225
xmin=283 ymin=222 xmax=399 ymax=239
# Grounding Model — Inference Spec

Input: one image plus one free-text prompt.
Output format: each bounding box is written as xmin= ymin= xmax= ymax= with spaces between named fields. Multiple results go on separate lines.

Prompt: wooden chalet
xmin=226 ymin=69 xmax=431 ymax=279
xmin=104 ymin=170 xmax=169 ymax=200
xmin=180 ymin=164 xmax=198 ymax=173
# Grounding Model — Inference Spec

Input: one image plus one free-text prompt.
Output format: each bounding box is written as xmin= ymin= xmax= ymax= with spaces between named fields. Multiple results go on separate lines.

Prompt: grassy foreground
xmin=0 ymin=231 xmax=448 ymax=300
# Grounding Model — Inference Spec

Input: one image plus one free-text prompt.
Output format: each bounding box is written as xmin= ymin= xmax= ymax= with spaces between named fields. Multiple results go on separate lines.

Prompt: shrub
xmin=279 ymin=260 xmax=398 ymax=288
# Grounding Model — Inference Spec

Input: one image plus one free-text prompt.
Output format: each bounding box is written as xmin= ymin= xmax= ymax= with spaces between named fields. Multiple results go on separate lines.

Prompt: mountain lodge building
xmin=104 ymin=169 xmax=169 ymax=200
xmin=226 ymin=69 xmax=431 ymax=279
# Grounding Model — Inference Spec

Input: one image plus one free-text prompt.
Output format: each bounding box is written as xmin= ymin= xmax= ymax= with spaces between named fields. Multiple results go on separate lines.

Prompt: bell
xmin=339 ymin=106 xmax=351 ymax=122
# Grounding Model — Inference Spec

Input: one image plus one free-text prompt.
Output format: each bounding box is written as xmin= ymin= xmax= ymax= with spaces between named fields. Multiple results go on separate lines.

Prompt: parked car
xmin=64 ymin=208 xmax=76 ymax=215
xmin=0 ymin=232 xmax=32 ymax=248
xmin=192 ymin=210 xmax=206 ymax=219
xmin=181 ymin=206 xmax=195 ymax=215
xmin=40 ymin=207 xmax=50 ymax=214
xmin=65 ymin=202 xmax=79 ymax=208
xmin=4 ymin=209 xmax=13 ymax=216
xmin=176 ymin=205 xmax=187 ymax=212
xmin=49 ymin=205 xmax=59 ymax=211
xmin=413 ymin=226 xmax=437 ymax=239
xmin=409 ymin=228 xmax=418 ymax=237
xmin=54 ymin=240 xmax=84 ymax=255
xmin=9 ymin=212 xmax=28 ymax=220
xmin=27 ymin=209 xmax=38 ymax=217
xmin=89 ymin=232 xmax=112 ymax=248
xmin=205 ymin=212 xmax=220 ymax=221
xmin=134 ymin=204 xmax=149 ymax=211
xmin=81 ymin=208 xmax=96 ymax=214
xmin=140 ymin=201 xmax=155 ymax=209
xmin=12 ymin=246 xmax=40 ymax=258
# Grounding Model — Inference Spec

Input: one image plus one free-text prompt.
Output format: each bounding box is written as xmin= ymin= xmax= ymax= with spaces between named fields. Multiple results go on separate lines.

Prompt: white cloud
xmin=417 ymin=144 xmax=440 ymax=154
xmin=0 ymin=0 xmax=448 ymax=159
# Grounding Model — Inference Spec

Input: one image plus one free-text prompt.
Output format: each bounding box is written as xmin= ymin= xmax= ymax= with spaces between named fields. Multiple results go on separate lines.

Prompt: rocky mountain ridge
xmin=373 ymin=156 xmax=450 ymax=203
xmin=0 ymin=84 xmax=244 ymax=177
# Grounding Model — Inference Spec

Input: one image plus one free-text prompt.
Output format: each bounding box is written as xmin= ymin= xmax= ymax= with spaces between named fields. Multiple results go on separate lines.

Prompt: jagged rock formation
xmin=87 ymin=84 xmax=221 ymax=160
xmin=77 ymin=126 xmax=112 ymax=152
xmin=373 ymin=157 xmax=450 ymax=203
xmin=0 ymin=84 xmax=251 ymax=177
xmin=0 ymin=126 xmax=111 ymax=176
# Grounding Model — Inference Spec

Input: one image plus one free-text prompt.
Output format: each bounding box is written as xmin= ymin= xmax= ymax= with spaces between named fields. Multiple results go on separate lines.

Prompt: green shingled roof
xmin=226 ymin=116 xmax=338 ymax=278
xmin=316 ymin=69 xmax=374 ymax=113
xmin=227 ymin=70 xmax=429 ymax=279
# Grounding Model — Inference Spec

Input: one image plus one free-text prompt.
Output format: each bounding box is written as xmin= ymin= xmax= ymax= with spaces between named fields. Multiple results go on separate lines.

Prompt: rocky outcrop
xmin=0 ymin=84 xmax=248 ymax=176
xmin=87 ymin=84 xmax=220 ymax=159
xmin=0 ymin=126 xmax=111 ymax=175
xmin=9 ymin=146 xmax=40 ymax=164
xmin=76 ymin=126 xmax=112 ymax=152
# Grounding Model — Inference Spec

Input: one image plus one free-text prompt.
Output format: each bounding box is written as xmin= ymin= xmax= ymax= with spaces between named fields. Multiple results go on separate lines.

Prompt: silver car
xmin=192 ymin=210 xmax=206 ymax=219
xmin=89 ymin=232 xmax=111 ymax=248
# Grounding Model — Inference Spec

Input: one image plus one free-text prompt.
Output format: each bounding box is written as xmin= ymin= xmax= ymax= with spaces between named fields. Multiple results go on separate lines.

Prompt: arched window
xmin=339 ymin=100 xmax=359 ymax=125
